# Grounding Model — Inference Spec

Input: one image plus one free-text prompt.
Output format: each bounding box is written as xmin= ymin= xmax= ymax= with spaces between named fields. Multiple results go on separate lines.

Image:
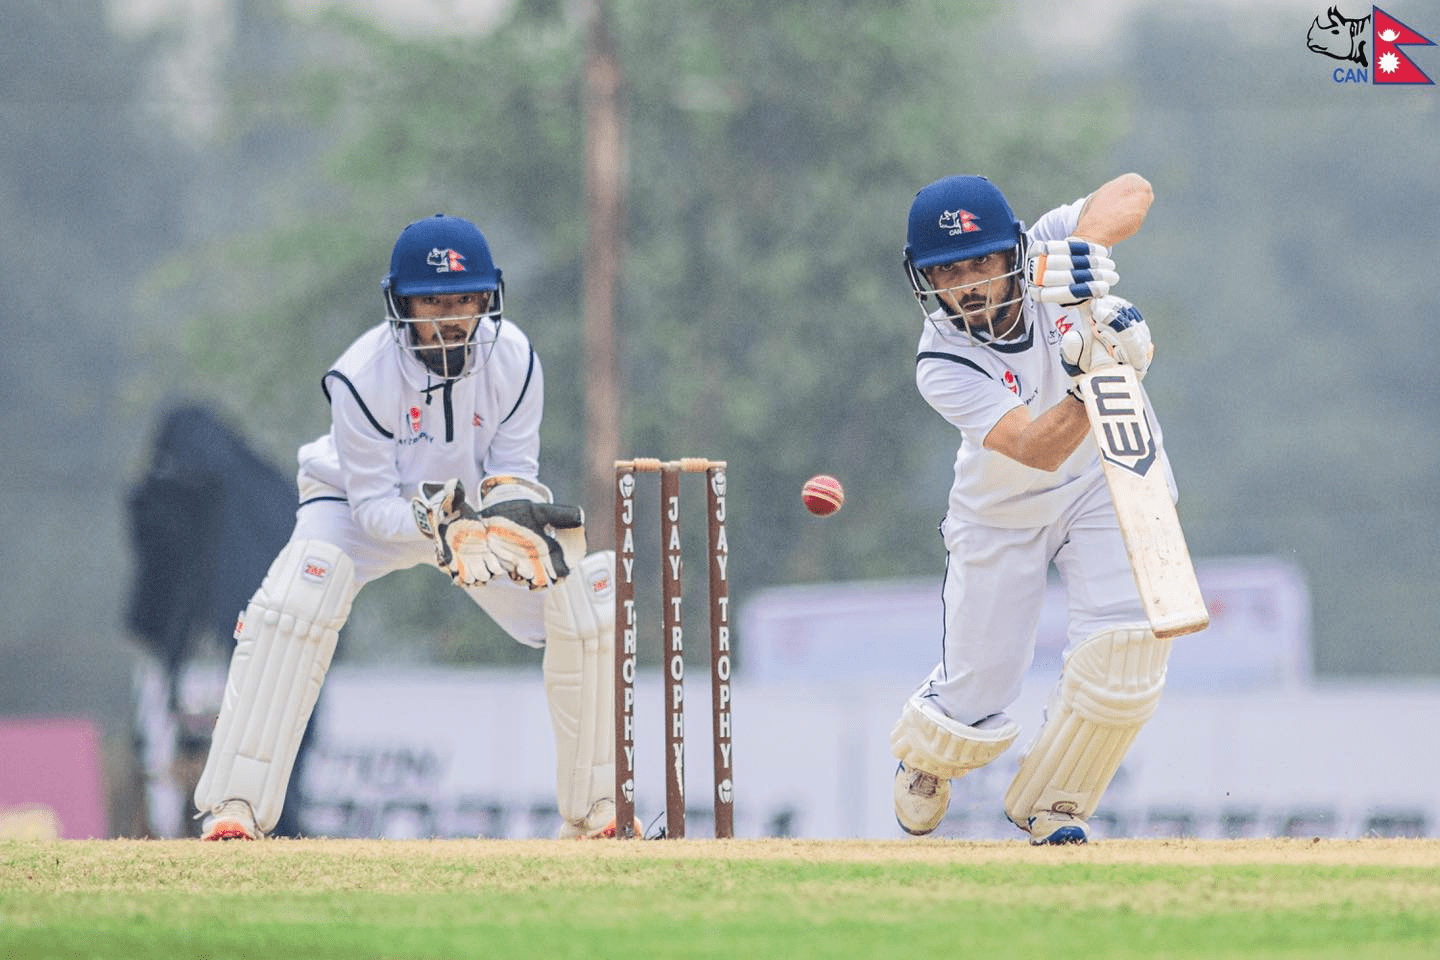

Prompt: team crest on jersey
xmin=938 ymin=208 xmax=981 ymax=235
xmin=1002 ymin=370 xmax=1022 ymax=396
xmin=426 ymin=247 xmax=467 ymax=273
xmin=400 ymin=405 xmax=434 ymax=446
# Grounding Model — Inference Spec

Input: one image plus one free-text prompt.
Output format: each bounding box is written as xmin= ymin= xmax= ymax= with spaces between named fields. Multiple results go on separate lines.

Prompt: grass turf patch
xmin=2 ymin=839 xmax=1438 ymax=959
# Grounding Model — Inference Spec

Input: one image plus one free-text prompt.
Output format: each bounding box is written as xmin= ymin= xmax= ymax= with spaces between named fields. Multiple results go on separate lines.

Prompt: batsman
xmin=890 ymin=172 xmax=1176 ymax=844
xmin=194 ymin=213 xmax=631 ymax=841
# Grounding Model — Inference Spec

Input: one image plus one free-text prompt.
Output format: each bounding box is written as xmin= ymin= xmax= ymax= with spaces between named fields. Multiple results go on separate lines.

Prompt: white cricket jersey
xmin=296 ymin=318 xmax=543 ymax=544
xmin=915 ymin=198 xmax=1169 ymax=528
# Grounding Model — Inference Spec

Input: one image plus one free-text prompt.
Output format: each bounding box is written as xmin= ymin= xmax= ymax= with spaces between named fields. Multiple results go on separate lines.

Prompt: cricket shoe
xmin=893 ymin=762 xmax=950 ymax=836
xmin=1026 ymin=810 xmax=1088 ymax=845
xmin=570 ymin=816 xmax=645 ymax=839
xmin=557 ymin=799 xmax=644 ymax=839
xmin=200 ymin=799 xmax=259 ymax=841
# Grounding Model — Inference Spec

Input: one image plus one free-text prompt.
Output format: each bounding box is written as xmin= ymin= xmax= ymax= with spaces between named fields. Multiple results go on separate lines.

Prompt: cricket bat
xmin=1078 ymin=363 xmax=1209 ymax=639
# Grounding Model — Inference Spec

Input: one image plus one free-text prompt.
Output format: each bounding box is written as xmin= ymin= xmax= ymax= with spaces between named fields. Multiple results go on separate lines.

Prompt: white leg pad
xmin=194 ymin=539 xmax=357 ymax=834
xmin=1003 ymin=625 xmax=1170 ymax=828
xmin=890 ymin=695 xmax=1021 ymax=780
xmin=542 ymin=540 xmax=617 ymax=826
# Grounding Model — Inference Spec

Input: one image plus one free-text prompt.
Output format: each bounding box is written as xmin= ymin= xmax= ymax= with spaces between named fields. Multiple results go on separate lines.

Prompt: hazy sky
xmin=106 ymin=0 xmax=1340 ymax=44
xmin=108 ymin=0 xmax=511 ymax=39
xmin=102 ymin=0 xmax=1352 ymax=141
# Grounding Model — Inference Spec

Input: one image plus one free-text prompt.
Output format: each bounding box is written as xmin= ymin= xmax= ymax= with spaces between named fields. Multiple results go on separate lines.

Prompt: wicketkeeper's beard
xmin=403 ymin=315 xmax=484 ymax=379
xmin=413 ymin=342 xmax=471 ymax=378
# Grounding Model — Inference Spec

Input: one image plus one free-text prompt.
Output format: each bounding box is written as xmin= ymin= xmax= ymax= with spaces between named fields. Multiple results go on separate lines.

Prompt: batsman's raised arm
xmin=1073 ymin=172 xmax=1153 ymax=248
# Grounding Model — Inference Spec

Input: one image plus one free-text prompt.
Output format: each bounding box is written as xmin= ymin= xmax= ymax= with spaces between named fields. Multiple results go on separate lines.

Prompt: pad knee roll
xmin=890 ymin=696 xmax=1021 ymax=780
xmin=542 ymin=548 xmax=617 ymax=825
xmin=194 ymin=539 xmax=357 ymax=834
xmin=1003 ymin=625 xmax=1170 ymax=829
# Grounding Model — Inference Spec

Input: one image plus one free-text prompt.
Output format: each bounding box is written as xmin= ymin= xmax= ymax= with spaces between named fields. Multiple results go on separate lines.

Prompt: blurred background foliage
xmin=126 ymin=0 xmax=1119 ymax=666
xmin=2 ymin=0 xmax=1437 ymax=743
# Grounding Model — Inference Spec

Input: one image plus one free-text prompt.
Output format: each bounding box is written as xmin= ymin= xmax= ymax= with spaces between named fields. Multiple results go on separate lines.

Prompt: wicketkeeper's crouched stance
xmin=194 ymin=213 xmax=631 ymax=841
xmin=889 ymin=172 xmax=1177 ymax=844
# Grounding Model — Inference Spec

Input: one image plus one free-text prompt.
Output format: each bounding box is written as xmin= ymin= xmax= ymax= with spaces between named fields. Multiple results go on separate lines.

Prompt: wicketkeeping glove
xmin=411 ymin=478 xmax=507 ymax=586
xmin=1026 ymin=238 xmax=1119 ymax=306
xmin=478 ymin=476 xmax=585 ymax=590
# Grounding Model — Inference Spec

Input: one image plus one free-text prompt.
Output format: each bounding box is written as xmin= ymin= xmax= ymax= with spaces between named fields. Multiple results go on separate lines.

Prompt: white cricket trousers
xmin=921 ymin=474 xmax=1147 ymax=726
xmin=291 ymin=498 xmax=549 ymax=648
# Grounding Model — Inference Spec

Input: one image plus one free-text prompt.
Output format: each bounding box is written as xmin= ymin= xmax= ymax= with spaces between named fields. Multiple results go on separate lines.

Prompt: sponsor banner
xmin=0 ymin=717 xmax=107 ymax=839
xmin=132 ymin=559 xmax=1427 ymax=840
xmin=737 ymin=557 xmax=1313 ymax=691
xmin=294 ymin=666 xmax=1439 ymax=840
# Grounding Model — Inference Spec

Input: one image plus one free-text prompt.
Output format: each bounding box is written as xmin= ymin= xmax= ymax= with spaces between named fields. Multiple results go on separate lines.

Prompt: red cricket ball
xmin=802 ymin=474 xmax=845 ymax=517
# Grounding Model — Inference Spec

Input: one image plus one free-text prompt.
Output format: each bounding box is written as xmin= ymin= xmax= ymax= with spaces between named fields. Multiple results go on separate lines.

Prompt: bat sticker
xmin=1088 ymin=373 xmax=1158 ymax=477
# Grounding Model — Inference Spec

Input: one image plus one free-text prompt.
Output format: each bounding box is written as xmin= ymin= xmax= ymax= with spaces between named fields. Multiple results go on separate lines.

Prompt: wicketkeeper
xmin=890 ymin=173 xmax=1171 ymax=844
xmin=194 ymin=213 xmax=631 ymax=840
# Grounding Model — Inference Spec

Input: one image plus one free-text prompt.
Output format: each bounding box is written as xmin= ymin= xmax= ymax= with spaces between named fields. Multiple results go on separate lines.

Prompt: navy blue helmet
xmin=382 ymin=214 xmax=505 ymax=379
xmin=904 ymin=176 xmax=1029 ymax=346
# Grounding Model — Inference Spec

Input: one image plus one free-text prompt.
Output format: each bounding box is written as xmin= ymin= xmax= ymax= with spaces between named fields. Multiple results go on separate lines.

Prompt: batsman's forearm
xmin=984 ymin=395 xmax=1092 ymax=473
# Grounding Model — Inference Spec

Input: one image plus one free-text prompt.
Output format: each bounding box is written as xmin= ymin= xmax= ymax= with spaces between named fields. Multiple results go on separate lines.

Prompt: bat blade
xmin=1079 ymin=364 xmax=1209 ymax=639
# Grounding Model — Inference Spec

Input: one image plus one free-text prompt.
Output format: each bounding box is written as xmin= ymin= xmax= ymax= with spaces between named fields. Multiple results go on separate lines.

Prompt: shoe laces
xmin=908 ymin=770 xmax=942 ymax=797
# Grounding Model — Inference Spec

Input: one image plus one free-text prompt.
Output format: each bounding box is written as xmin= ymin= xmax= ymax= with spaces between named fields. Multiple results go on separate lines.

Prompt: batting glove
xmin=1027 ymin=238 xmax=1119 ymax=306
xmin=1091 ymin=295 xmax=1153 ymax=380
xmin=1059 ymin=295 xmax=1153 ymax=383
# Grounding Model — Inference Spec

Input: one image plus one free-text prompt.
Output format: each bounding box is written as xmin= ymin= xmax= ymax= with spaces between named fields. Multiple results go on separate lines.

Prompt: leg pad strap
xmin=890 ymin=696 xmax=1020 ymax=780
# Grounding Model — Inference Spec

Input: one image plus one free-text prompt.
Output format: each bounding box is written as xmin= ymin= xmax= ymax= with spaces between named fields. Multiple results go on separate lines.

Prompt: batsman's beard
xmin=951 ymin=285 xmax=1022 ymax=343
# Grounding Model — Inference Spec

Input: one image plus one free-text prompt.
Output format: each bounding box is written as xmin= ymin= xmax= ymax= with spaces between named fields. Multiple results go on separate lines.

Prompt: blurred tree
xmin=0 ymin=0 xmax=189 ymax=727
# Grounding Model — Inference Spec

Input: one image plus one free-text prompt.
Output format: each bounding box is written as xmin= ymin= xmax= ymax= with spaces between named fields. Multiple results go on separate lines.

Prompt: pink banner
xmin=0 ymin=717 xmax=107 ymax=839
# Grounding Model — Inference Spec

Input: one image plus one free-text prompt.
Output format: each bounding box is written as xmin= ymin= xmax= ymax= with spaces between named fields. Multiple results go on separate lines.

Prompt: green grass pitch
xmin=3 ymin=838 xmax=1438 ymax=959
